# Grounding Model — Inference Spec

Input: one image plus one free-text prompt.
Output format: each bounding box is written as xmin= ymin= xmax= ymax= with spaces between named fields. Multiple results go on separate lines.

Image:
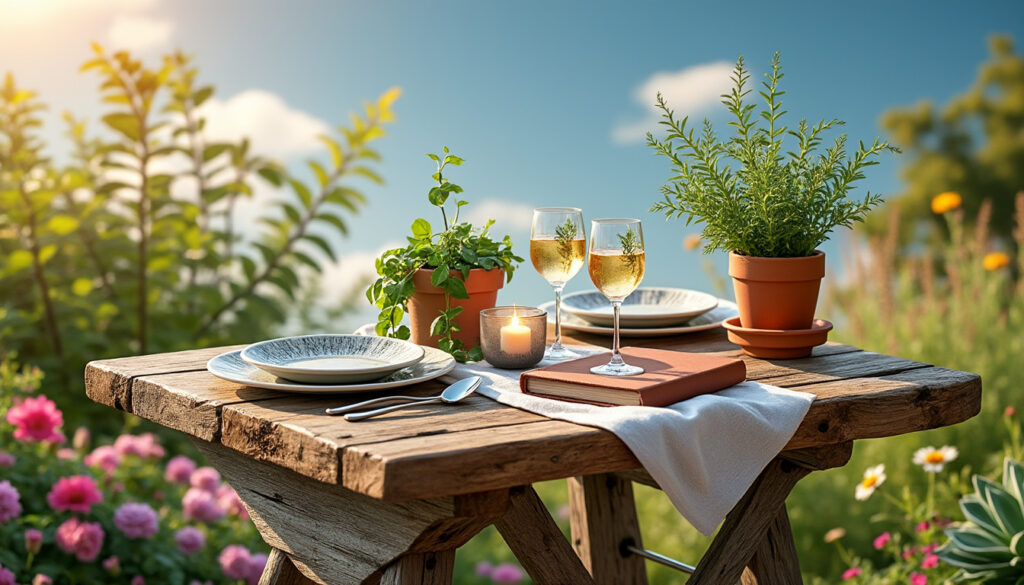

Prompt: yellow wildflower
xmin=823 ymin=527 xmax=846 ymax=543
xmin=931 ymin=192 xmax=962 ymax=214
xmin=983 ymin=252 xmax=1010 ymax=271
xmin=913 ymin=445 xmax=958 ymax=473
xmin=683 ymin=234 xmax=701 ymax=251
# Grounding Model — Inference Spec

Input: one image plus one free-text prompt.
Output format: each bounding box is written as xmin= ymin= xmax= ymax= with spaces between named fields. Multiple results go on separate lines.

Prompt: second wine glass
xmin=588 ymin=218 xmax=645 ymax=376
xmin=530 ymin=207 xmax=586 ymax=361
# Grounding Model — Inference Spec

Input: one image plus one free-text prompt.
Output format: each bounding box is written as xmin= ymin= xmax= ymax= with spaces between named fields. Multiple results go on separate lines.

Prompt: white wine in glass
xmin=588 ymin=219 xmax=645 ymax=376
xmin=530 ymin=207 xmax=585 ymax=361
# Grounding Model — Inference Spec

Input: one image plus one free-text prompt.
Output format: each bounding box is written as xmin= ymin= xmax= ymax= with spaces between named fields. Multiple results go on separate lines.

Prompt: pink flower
xmin=247 ymin=553 xmax=268 ymax=585
xmin=183 ymin=487 xmax=225 ymax=523
xmin=57 ymin=448 xmax=76 ymax=460
xmin=165 ymin=455 xmax=197 ymax=484
xmin=131 ymin=577 xmax=145 ymax=585
xmin=0 ymin=565 xmax=13 ymax=585
xmin=55 ymin=518 xmax=105 ymax=562
xmin=0 ymin=452 xmax=14 ymax=467
xmin=47 ymin=475 xmax=102 ymax=513
xmin=25 ymin=528 xmax=43 ymax=554
xmin=6 ymin=395 xmax=64 ymax=443
xmin=921 ymin=553 xmax=939 ymax=569
xmin=915 ymin=521 xmax=931 ymax=533
xmin=0 ymin=480 xmax=22 ymax=522
xmin=903 ymin=546 xmax=917 ymax=559
xmin=842 ymin=567 xmax=862 ymax=580
xmin=910 ymin=572 xmax=927 ymax=585
xmin=114 ymin=502 xmax=159 ymax=539
xmin=216 ymin=484 xmax=248 ymax=519
xmin=873 ymin=531 xmax=891 ymax=550
xmin=113 ymin=433 xmax=164 ymax=458
xmin=190 ymin=467 xmax=221 ymax=492
xmin=475 ymin=561 xmax=493 ymax=577
xmin=491 ymin=563 xmax=525 ymax=584
xmin=921 ymin=542 xmax=939 ymax=555
xmin=72 ymin=426 xmax=91 ymax=451
xmin=85 ymin=446 xmax=122 ymax=475
xmin=33 ymin=575 xmax=52 ymax=585
xmin=219 ymin=545 xmax=252 ymax=579
xmin=102 ymin=555 xmax=121 ymax=575
xmin=175 ymin=526 xmax=206 ymax=555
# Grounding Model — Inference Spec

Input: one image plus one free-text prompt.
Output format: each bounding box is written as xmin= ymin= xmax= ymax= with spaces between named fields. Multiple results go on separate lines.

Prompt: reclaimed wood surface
xmin=568 ymin=473 xmax=647 ymax=585
xmin=85 ymin=328 xmax=981 ymax=502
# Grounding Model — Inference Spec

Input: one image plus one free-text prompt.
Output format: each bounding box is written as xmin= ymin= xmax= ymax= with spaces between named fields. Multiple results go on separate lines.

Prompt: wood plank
xmin=568 ymin=474 xmax=646 ymax=585
xmin=740 ymin=506 xmax=802 ymax=585
xmin=495 ymin=486 xmax=596 ymax=585
xmin=257 ymin=548 xmax=318 ymax=585
xmin=195 ymin=440 xmax=500 ymax=585
xmin=84 ymin=344 xmax=245 ymax=410
xmin=380 ymin=550 xmax=455 ymax=585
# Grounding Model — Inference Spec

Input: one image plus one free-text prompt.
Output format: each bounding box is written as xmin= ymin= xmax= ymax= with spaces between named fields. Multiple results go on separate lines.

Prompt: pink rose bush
xmin=0 ymin=385 xmax=267 ymax=584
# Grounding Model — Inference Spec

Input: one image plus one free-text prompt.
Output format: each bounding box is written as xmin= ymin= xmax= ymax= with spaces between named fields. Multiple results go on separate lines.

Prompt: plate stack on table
xmin=545 ymin=287 xmax=738 ymax=338
xmin=206 ymin=334 xmax=455 ymax=394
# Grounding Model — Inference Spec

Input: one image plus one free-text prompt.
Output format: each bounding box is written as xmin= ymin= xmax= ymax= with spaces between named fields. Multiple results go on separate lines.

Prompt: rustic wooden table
xmin=85 ymin=328 xmax=981 ymax=585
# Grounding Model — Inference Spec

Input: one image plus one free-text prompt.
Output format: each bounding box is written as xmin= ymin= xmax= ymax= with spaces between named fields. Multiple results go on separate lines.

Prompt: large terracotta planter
xmin=408 ymin=268 xmax=505 ymax=349
xmin=729 ymin=251 xmax=825 ymax=330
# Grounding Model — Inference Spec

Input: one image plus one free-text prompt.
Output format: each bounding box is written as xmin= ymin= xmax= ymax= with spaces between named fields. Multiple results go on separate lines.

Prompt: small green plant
xmin=366 ymin=148 xmax=522 ymax=362
xmin=937 ymin=458 xmax=1024 ymax=583
xmin=648 ymin=53 xmax=898 ymax=258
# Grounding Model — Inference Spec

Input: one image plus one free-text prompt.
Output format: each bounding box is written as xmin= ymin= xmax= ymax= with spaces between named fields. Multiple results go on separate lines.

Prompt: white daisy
xmin=855 ymin=464 xmax=886 ymax=500
xmin=913 ymin=445 xmax=959 ymax=473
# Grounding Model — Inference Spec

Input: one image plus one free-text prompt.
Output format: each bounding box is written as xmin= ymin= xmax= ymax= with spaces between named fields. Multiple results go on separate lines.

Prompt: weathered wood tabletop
xmin=85 ymin=328 xmax=981 ymax=585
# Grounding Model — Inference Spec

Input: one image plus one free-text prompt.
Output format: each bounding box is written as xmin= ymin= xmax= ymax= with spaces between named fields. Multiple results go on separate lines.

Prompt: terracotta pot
xmin=408 ymin=268 xmax=505 ymax=349
xmin=728 ymin=251 xmax=825 ymax=330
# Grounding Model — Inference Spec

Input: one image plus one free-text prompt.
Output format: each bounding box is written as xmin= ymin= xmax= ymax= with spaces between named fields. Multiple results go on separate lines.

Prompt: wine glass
xmin=530 ymin=207 xmax=586 ymax=361
xmin=588 ymin=219 xmax=645 ymax=376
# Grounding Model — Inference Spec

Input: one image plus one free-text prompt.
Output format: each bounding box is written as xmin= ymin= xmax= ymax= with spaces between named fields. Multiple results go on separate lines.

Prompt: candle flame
xmin=511 ymin=315 xmax=520 ymax=327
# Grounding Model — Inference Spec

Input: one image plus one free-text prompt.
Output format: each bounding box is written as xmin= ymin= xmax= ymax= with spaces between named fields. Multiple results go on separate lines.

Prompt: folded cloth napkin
xmin=442 ymin=347 xmax=814 ymax=536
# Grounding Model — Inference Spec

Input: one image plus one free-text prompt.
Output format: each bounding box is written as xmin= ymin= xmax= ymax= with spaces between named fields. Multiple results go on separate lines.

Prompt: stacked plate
xmin=206 ymin=334 xmax=455 ymax=394
xmin=547 ymin=287 xmax=738 ymax=337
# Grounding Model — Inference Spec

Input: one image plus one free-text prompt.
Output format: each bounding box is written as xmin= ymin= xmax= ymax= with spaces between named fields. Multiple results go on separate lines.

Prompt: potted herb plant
xmin=367 ymin=148 xmax=522 ymax=362
xmin=648 ymin=53 xmax=897 ymax=330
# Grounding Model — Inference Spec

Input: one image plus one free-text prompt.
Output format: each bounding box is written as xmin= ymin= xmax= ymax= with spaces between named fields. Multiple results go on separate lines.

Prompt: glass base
xmin=544 ymin=344 xmax=581 ymax=362
xmin=590 ymin=361 xmax=645 ymax=377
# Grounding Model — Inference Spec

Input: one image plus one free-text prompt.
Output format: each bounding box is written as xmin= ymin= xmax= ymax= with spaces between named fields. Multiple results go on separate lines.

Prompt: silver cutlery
xmin=331 ymin=376 xmax=482 ymax=421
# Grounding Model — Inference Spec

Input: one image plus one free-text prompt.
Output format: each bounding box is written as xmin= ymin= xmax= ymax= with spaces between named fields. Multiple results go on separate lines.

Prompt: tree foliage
xmin=873 ymin=35 xmax=1024 ymax=246
xmin=648 ymin=53 xmax=897 ymax=258
xmin=0 ymin=45 xmax=399 ymax=427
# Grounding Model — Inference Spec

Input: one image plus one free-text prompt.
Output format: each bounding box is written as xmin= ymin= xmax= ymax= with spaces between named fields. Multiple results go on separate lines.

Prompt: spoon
xmin=335 ymin=376 xmax=482 ymax=421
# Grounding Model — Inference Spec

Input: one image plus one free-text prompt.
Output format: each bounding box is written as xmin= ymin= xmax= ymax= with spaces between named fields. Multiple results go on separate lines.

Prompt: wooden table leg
xmin=688 ymin=443 xmax=853 ymax=585
xmin=380 ymin=550 xmax=455 ymax=585
xmin=568 ymin=473 xmax=647 ymax=585
xmin=258 ymin=548 xmax=318 ymax=585
xmin=495 ymin=486 xmax=596 ymax=585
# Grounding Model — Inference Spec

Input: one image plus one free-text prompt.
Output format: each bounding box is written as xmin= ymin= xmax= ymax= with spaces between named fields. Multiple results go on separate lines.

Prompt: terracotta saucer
xmin=722 ymin=317 xmax=833 ymax=359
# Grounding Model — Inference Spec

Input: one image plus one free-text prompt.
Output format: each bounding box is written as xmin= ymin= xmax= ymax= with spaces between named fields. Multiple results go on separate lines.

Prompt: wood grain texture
xmin=380 ymin=550 xmax=455 ymax=585
xmin=494 ymin=486 xmax=596 ymax=585
xmin=740 ymin=506 xmax=803 ymax=585
xmin=568 ymin=474 xmax=647 ymax=585
xmin=195 ymin=441 xmax=500 ymax=585
xmin=256 ymin=548 xmax=318 ymax=585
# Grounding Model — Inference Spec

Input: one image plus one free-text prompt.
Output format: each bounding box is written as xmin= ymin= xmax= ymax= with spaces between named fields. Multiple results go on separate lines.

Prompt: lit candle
xmin=500 ymin=315 xmax=532 ymax=355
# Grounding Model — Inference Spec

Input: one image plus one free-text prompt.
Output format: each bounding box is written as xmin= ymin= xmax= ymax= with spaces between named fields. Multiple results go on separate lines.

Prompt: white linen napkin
xmin=442 ymin=348 xmax=814 ymax=536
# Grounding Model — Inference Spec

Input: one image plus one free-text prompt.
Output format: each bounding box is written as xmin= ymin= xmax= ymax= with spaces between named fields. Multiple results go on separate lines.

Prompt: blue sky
xmin=2 ymin=0 xmax=1022 ymax=329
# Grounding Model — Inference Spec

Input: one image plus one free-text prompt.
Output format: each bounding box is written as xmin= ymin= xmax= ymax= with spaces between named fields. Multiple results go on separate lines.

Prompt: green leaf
xmin=283 ymin=204 xmax=303 ymax=224
xmin=444 ymin=276 xmax=468 ymax=299
xmin=962 ymin=495 xmax=1006 ymax=538
xmin=47 ymin=214 xmax=80 ymax=235
xmin=193 ymin=86 xmax=214 ymax=107
xmin=303 ymin=234 xmax=336 ymax=261
xmin=319 ymin=135 xmax=344 ymax=169
xmin=289 ymin=179 xmax=313 ymax=207
xmin=240 ymin=256 xmax=257 ymax=280
xmin=308 ymin=160 xmax=330 ymax=188
xmin=315 ymin=212 xmax=348 ymax=236
xmin=411 ymin=218 xmax=432 ymax=241
xmin=257 ymin=166 xmax=285 ymax=187
xmin=71 ymin=278 xmax=93 ymax=296
xmin=459 ymin=246 xmax=478 ymax=264
xmin=102 ymin=112 xmax=140 ymax=141
xmin=292 ymin=251 xmax=320 ymax=271
xmin=430 ymin=266 xmax=449 ymax=287
xmin=202 ymin=143 xmax=231 ymax=162
xmin=428 ymin=187 xmax=449 ymax=207
xmin=38 ymin=244 xmax=56 ymax=265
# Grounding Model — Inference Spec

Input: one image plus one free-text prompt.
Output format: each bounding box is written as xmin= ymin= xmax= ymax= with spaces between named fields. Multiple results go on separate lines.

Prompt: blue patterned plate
xmin=240 ymin=334 xmax=424 ymax=384
xmin=561 ymin=287 xmax=719 ymax=327
xmin=208 ymin=345 xmax=453 ymax=393
xmin=542 ymin=299 xmax=738 ymax=337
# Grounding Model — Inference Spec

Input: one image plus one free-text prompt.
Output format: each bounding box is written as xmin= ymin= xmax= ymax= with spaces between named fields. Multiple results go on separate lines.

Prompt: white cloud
xmin=199 ymin=90 xmax=331 ymax=159
xmin=465 ymin=198 xmax=533 ymax=234
xmin=318 ymin=243 xmax=399 ymax=308
xmin=106 ymin=14 xmax=173 ymax=52
xmin=0 ymin=0 xmax=158 ymax=26
xmin=612 ymin=61 xmax=734 ymax=145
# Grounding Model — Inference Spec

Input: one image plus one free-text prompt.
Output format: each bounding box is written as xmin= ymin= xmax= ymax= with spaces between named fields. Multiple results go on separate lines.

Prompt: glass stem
xmin=552 ymin=285 xmax=564 ymax=350
xmin=610 ymin=300 xmax=624 ymax=365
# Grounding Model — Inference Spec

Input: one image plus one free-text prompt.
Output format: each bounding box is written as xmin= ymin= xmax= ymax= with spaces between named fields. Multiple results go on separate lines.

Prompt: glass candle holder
xmin=480 ymin=306 xmax=547 ymax=369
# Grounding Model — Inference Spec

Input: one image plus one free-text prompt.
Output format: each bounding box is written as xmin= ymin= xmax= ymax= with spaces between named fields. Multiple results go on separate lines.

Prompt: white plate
xmin=207 ymin=346 xmax=454 ymax=394
xmin=240 ymin=334 xmax=424 ymax=384
xmin=561 ymin=287 xmax=719 ymax=327
xmin=544 ymin=299 xmax=738 ymax=337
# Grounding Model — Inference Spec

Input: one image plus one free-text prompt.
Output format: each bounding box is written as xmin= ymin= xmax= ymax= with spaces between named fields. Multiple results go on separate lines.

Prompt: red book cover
xmin=520 ymin=347 xmax=746 ymax=406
